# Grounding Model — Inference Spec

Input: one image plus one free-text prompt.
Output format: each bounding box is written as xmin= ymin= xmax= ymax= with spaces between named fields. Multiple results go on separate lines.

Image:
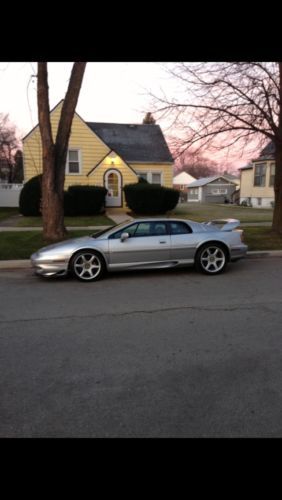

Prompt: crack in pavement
xmin=0 ymin=301 xmax=281 ymax=325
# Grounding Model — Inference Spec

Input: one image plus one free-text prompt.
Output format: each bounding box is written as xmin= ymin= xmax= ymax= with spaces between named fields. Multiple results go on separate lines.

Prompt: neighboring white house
xmin=173 ymin=171 xmax=196 ymax=201
xmin=187 ymin=174 xmax=240 ymax=203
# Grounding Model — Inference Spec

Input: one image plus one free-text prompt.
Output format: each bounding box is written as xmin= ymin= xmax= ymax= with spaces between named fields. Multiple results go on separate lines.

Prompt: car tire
xmin=195 ymin=243 xmax=228 ymax=275
xmin=70 ymin=250 xmax=105 ymax=282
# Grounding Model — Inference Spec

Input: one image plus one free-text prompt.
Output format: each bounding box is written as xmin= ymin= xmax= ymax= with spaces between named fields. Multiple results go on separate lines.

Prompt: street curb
xmin=1 ymin=251 xmax=282 ymax=270
xmin=245 ymin=250 xmax=282 ymax=259
xmin=0 ymin=260 xmax=31 ymax=269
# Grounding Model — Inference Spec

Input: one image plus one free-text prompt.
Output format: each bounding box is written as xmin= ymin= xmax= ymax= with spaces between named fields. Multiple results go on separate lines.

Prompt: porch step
xmin=106 ymin=211 xmax=133 ymax=224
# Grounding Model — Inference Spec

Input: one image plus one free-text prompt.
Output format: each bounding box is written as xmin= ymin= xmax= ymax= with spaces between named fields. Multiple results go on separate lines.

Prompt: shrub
xmin=19 ymin=174 xmax=42 ymax=216
xmin=19 ymin=179 xmax=107 ymax=217
xmin=240 ymin=199 xmax=252 ymax=207
xmin=123 ymin=182 xmax=179 ymax=215
xmin=64 ymin=185 xmax=107 ymax=216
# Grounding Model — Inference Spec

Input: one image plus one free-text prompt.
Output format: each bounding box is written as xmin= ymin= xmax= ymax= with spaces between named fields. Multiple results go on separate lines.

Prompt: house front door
xmin=104 ymin=169 xmax=122 ymax=207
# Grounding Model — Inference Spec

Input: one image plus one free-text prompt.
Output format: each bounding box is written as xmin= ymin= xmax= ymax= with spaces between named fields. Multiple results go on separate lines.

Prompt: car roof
xmin=128 ymin=218 xmax=194 ymax=223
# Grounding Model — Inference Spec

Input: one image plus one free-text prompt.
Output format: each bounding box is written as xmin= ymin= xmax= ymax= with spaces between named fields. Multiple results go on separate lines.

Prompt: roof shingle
xmin=86 ymin=122 xmax=173 ymax=163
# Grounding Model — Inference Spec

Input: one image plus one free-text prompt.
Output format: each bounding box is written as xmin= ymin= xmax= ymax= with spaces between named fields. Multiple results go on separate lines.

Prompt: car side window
xmin=150 ymin=222 xmax=167 ymax=236
xmin=109 ymin=223 xmax=138 ymax=239
xmin=134 ymin=223 xmax=151 ymax=237
xmin=169 ymin=222 xmax=192 ymax=234
xmin=134 ymin=222 xmax=168 ymax=237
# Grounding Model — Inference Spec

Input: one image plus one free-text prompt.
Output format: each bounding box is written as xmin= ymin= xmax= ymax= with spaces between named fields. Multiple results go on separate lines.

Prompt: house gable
xmin=87 ymin=150 xmax=138 ymax=188
xmin=208 ymin=176 xmax=237 ymax=186
xmin=23 ymin=101 xmax=111 ymax=185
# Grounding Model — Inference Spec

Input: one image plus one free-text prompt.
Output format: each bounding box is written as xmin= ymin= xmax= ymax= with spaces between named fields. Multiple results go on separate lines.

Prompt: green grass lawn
xmin=1 ymin=226 xmax=282 ymax=260
xmin=243 ymin=227 xmax=282 ymax=251
xmin=0 ymin=207 xmax=19 ymax=222
xmin=172 ymin=203 xmax=273 ymax=223
xmin=16 ymin=214 xmax=114 ymax=227
xmin=0 ymin=230 xmax=94 ymax=260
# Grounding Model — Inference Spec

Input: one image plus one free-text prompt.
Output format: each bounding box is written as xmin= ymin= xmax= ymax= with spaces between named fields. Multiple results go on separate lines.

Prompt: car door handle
xmin=159 ymin=241 xmax=167 ymax=244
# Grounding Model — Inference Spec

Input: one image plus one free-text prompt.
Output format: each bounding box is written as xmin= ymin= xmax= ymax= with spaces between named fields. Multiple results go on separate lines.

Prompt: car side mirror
xmin=120 ymin=232 xmax=129 ymax=242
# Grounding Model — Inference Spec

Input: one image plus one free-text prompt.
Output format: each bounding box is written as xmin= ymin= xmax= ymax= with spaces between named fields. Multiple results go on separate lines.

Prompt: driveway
xmin=1 ymin=259 xmax=282 ymax=437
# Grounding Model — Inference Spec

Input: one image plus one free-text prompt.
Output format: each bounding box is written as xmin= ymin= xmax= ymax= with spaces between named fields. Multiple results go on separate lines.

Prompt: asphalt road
xmin=1 ymin=258 xmax=282 ymax=438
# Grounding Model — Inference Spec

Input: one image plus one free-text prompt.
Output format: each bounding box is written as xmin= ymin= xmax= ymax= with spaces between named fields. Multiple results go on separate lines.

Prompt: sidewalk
xmin=106 ymin=212 xmax=133 ymax=224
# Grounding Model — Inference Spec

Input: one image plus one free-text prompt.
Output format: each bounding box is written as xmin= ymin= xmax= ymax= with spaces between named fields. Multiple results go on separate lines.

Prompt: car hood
xmin=38 ymin=236 xmax=94 ymax=254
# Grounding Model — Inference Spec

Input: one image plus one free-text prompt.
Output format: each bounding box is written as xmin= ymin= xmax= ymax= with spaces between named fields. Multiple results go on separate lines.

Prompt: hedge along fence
xmin=19 ymin=174 xmax=42 ymax=216
xmin=19 ymin=175 xmax=107 ymax=216
xmin=123 ymin=182 xmax=180 ymax=215
xmin=64 ymin=185 xmax=107 ymax=216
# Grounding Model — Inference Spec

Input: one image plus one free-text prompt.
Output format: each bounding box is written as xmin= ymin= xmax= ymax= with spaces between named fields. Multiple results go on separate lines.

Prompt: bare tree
xmin=152 ymin=63 xmax=282 ymax=233
xmin=176 ymin=151 xmax=220 ymax=178
xmin=37 ymin=62 xmax=87 ymax=241
xmin=0 ymin=114 xmax=19 ymax=182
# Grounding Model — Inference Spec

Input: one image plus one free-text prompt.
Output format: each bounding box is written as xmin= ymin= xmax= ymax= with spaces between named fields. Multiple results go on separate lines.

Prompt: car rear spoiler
xmin=203 ymin=219 xmax=241 ymax=231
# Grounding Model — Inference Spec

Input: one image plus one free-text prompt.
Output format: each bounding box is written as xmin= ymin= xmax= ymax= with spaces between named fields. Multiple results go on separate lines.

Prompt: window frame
xmin=210 ymin=188 xmax=228 ymax=195
xmin=168 ymin=221 xmax=192 ymax=235
xmin=269 ymin=162 xmax=275 ymax=187
xmin=66 ymin=148 xmax=82 ymax=175
xmin=108 ymin=221 xmax=169 ymax=239
xmin=136 ymin=171 xmax=163 ymax=185
xmin=254 ymin=162 xmax=266 ymax=187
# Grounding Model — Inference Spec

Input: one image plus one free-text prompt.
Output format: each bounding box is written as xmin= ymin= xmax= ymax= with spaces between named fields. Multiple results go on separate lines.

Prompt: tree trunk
xmin=272 ymin=63 xmax=282 ymax=234
xmin=272 ymin=141 xmax=282 ymax=234
xmin=41 ymin=149 xmax=66 ymax=241
xmin=37 ymin=62 xmax=86 ymax=242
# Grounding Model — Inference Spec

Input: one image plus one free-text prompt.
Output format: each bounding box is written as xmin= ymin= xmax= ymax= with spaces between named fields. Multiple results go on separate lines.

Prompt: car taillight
xmin=240 ymin=231 xmax=244 ymax=243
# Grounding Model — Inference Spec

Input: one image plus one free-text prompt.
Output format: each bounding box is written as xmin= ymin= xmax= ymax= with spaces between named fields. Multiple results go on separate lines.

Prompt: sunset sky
xmin=0 ymin=62 xmax=255 ymax=171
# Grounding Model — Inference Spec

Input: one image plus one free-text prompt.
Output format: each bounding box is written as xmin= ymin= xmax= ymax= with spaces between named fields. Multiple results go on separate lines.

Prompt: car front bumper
xmin=30 ymin=253 xmax=68 ymax=277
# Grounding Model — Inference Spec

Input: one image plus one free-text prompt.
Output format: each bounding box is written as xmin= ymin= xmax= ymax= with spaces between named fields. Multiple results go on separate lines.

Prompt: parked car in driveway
xmin=30 ymin=218 xmax=248 ymax=282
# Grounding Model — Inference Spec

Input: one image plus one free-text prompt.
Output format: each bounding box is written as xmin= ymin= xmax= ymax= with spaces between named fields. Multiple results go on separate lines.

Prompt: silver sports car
xmin=30 ymin=218 xmax=248 ymax=282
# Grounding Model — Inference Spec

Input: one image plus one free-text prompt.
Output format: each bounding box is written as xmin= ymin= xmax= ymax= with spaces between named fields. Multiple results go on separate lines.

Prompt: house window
xmin=257 ymin=197 xmax=262 ymax=206
xmin=66 ymin=149 xmax=81 ymax=174
xmin=189 ymin=188 xmax=198 ymax=197
xmin=151 ymin=173 xmax=161 ymax=185
xmin=137 ymin=172 xmax=148 ymax=182
xmin=211 ymin=188 xmax=228 ymax=195
xmin=136 ymin=172 xmax=162 ymax=185
xmin=269 ymin=163 xmax=275 ymax=187
xmin=254 ymin=163 xmax=266 ymax=187
xmin=107 ymin=172 xmax=119 ymax=197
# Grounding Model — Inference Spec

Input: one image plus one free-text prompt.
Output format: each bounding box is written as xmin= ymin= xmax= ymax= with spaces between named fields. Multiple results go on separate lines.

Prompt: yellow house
xmin=239 ymin=142 xmax=275 ymax=208
xmin=23 ymin=100 xmax=174 ymax=210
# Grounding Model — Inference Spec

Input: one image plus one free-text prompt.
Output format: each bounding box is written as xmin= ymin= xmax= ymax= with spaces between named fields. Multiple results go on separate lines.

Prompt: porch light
xmin=109 ymin=151 xmax=116 ymax=165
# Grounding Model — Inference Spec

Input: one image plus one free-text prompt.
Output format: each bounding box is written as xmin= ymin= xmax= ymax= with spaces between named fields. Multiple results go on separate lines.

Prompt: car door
xmin=168 ymin=221 xmax=195 ymax=260
xmin=108 ymin=221 xmax=170 ymax=267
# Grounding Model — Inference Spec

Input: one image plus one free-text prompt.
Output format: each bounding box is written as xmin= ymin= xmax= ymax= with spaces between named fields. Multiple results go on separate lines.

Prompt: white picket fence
xmin=0 ymin=183 xmax=23 ymax=207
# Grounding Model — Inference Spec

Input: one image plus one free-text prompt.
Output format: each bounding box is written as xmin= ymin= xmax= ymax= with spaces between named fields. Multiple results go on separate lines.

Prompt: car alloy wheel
xmin=71 ymin=251 xmax=104 ymax=282
xmin=196 ymin=244 xmax=227 ymax=275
